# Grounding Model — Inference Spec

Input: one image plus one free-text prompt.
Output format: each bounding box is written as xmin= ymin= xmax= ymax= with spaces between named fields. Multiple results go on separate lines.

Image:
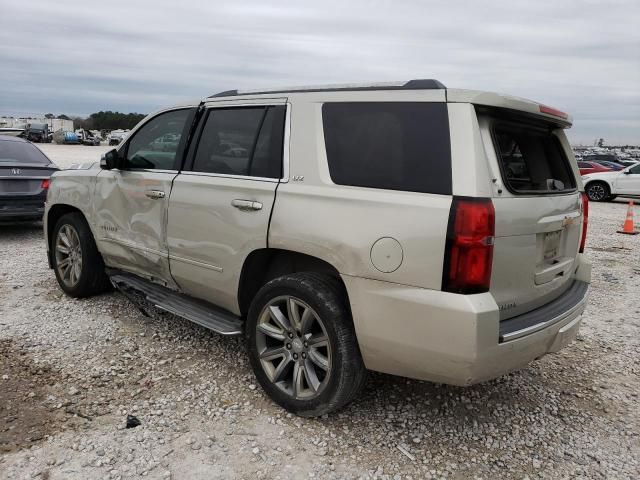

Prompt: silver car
xmin=44 ymin=79 xmax=591 ymax=416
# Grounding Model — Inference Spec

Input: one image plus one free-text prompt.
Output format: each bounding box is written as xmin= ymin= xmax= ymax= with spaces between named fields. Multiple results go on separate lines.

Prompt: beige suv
xmin=44 ymin=80 xmax=591 ymax=416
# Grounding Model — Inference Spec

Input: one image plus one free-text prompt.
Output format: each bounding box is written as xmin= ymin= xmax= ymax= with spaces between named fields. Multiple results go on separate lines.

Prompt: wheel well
xmin=585 ymin=180 xmax=609 ymax=189
xmin=46 ymin=205 xmax=84 ymax=266
xmin=238 ymin=249 xmax=346 ymax=317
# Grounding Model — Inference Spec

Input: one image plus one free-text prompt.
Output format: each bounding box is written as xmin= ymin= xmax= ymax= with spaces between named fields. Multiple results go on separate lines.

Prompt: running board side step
xmin=110 ymin=273 xmax=243 ymax=336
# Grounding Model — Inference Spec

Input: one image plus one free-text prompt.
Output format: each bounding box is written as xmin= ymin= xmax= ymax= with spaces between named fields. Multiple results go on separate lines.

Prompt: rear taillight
xmin=579 ymin=192 xmax=589 ymax=253
xmin=539 ymin=104 xmax=569 ymax=120
xmin=41 ymin=179 xmax=50 ymax=189
xmin=442 ymin=197 xmax=495 ymax=294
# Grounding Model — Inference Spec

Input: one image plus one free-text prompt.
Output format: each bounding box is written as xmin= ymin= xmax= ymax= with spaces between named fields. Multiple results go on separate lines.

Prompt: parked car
xmin=0 ymin=135 xmax=59 ymax=220
xmin=591 ymin=160 xmax=625 ymax=171
xmin=582 ymin=162 xmax=640 ymax=201
xmin=616 ymin=159 xmax=638 ymax=168
xmin=44 ymin=80 xmax=591 ymax=416
xmin=582 ymin=157 xmax=622 ymax=165
xmin=150 ymin=134 xmax=180 ymax=152
xmin=108 ymin=130 xmax=129 ymax=146
xmin=578 ymin=161 xmax=611 ymax=176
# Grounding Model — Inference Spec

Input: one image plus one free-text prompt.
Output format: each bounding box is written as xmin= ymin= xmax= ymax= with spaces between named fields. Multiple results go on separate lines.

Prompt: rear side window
xmin=492 ymin=122 xmax=576 ymax=194
xmin=192 ymin=106 xmax=285 ymax=178
xmin=322 ymin=102 xmax=451 ymax=195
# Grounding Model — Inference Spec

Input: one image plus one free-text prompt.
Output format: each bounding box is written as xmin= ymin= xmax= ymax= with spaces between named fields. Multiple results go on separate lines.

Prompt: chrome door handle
xmin=145 ymin=190 xmax=165 ymax=199
xmin=231 ymin=199 xmax=262 ymax=211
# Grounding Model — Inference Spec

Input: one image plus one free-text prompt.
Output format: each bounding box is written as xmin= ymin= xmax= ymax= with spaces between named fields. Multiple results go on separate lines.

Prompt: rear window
xmin=0 ymin=140 xmax=51 ymax=164
xmin=322 ymin=102 xmax=451 ymax=195
xmin=492 ymin=122 xmax=576 ymax=194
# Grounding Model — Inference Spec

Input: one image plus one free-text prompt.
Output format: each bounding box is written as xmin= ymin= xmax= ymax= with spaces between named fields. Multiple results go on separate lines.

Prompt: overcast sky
xmin=1 ymin=0 xmax=638 ymax=144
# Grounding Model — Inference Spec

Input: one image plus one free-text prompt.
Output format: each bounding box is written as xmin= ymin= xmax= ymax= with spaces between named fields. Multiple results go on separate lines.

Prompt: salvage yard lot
xmin=1 ymin=145 xmax=639 ymax=479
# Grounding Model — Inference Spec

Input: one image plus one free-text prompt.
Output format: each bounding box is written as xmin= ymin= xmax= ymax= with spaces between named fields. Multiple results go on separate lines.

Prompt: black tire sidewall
xmin=246 ymin=274 xmax=361 ymax=416
xmin=52 ymin=213 xmax=105 ymax=297
xmin=586 ymin=182 xmax=609 ymax=202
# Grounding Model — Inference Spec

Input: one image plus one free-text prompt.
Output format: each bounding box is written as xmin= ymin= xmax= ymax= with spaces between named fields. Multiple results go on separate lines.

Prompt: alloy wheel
xmin=255 ymin=295 xmax=332 ymax=400
xmin=587 ymin=183 xmax=606 ymax=201
xmin=55 ymin=224 xmax=83 ymax=287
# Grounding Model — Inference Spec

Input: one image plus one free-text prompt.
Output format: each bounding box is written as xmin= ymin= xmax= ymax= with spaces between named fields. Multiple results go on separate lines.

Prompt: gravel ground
xmin=0 ymin=144 xmax=638 ymax=479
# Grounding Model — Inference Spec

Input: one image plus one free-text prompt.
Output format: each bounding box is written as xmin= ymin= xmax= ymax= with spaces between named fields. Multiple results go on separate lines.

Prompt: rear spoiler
xmin=447 ymin=89 xmax=572 ymax=128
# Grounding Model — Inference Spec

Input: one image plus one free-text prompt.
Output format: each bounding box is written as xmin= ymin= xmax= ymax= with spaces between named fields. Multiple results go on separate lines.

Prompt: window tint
xmin=493 ymin=124 xmax=576 ymax=193
xmin=322 ymin=102 xmax=451 ymax=195
xmin=250 ymin=107 xmax=286 ymax=178
xmin=0 ymin=140 xmax=51 ymax=164
xmin=577 ymin=162 xmax=589 ymax=168
xmin=192 ymin=106 xmax=285 ymax=178
xmin=630 ymin=164 xmax=640 ymax=174
xmin=125 ymin=109 xmax=190 ymax=170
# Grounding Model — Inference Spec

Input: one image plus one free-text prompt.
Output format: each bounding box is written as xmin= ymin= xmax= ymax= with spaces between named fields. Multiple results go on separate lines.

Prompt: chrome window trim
xmin=189 ymin=102 xmax=291 ymax=183
xmin=179 ymin=171 xmax=279 ymax=183
xmin=282 ymin=102 xmax=291 ymax=183
xmin=114 ymin=169 xmax=178 ymax=174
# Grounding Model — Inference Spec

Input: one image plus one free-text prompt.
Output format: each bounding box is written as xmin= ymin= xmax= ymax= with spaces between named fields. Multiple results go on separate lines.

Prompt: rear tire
xmin=246 ymin=272 xmax=367 ymax=417
xmin=585 ymin=181 xmax=610 ymax=202
xmin=52 ymin=212 xmax=111 ymax=298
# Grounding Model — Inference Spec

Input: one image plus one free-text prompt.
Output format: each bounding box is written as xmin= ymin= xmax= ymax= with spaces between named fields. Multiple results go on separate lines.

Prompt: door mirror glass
xmin=100 ymin=149 xmax=120 ymax=170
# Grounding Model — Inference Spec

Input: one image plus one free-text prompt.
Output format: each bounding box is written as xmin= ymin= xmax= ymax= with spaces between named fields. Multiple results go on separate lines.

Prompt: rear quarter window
xmin=322 ymin=102 xmax=451 ymax=195
xmin=491 ymin=121 xmax=576 ymax=194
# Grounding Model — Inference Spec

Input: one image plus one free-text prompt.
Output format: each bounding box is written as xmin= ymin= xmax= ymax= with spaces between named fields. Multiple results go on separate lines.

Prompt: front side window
xmin=322 ymin=102 xmax=452 ymax=195
xmin=492 ymin=123 xmax=576 ymax=194
xmin=629 ymin=164 xmax=640 ymax=174
xmin=125 ymin=109 xmax=190 ymax=170
xmin=192 ymin=106 xmax=286 ymax=178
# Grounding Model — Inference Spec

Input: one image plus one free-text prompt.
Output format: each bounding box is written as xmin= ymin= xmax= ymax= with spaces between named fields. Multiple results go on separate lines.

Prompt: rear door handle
xmin=145 ymin=190 xmax=165 ymax=199
xmin=231 ymin=199 xmax=262 ymax=211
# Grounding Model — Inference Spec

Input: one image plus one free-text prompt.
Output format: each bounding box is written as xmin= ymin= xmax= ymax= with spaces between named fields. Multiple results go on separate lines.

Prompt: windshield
xmin=0 ymin=140 xmax=51 ymax=164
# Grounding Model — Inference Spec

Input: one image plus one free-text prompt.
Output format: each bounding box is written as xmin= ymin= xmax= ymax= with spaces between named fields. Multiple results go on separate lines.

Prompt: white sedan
xmin=582 ymin=162 xmax=640 ymax=201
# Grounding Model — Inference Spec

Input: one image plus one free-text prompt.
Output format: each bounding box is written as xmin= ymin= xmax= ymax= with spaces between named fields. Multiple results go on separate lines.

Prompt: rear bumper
xmin=342 ymin=255 xmax=591 ymax=385
xmin=0 ymin=197 xmax=45 ymax=219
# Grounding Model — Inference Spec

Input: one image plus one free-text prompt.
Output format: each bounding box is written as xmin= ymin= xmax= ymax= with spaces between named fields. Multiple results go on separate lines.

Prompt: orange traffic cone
xmin=617 ymin=201 xmax=639 ymax=235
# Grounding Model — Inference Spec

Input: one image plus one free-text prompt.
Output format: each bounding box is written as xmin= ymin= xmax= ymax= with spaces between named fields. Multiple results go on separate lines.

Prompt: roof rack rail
xmin=208 ymin=79 xmax=446 ymax=98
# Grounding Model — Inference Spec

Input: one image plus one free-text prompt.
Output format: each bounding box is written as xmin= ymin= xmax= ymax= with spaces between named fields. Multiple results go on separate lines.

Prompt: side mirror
xmin=623 ymin=170 xmax=631 ymax=175
xmin=100 ymin=148 xmax=120 ymax=170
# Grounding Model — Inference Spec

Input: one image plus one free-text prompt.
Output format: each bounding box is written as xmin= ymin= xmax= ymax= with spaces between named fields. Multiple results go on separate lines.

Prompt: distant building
xmin=0 ymin=116 xmax=73 ymax=132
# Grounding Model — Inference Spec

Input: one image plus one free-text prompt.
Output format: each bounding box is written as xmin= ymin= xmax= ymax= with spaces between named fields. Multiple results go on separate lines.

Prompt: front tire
xmin=585 ymin=181 xmax=610 ymax=202
xmin=246 ymin=273 xmax=367 ymax=417
xmin=52 ymin=212 xmax=111 ymax=298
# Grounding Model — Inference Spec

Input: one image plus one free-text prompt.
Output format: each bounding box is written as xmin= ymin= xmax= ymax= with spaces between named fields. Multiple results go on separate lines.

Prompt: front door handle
xmin=231 ymin=199 xmax=262 ymax=211
xmin=145 ymin=190 xmax=165 ymax=199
